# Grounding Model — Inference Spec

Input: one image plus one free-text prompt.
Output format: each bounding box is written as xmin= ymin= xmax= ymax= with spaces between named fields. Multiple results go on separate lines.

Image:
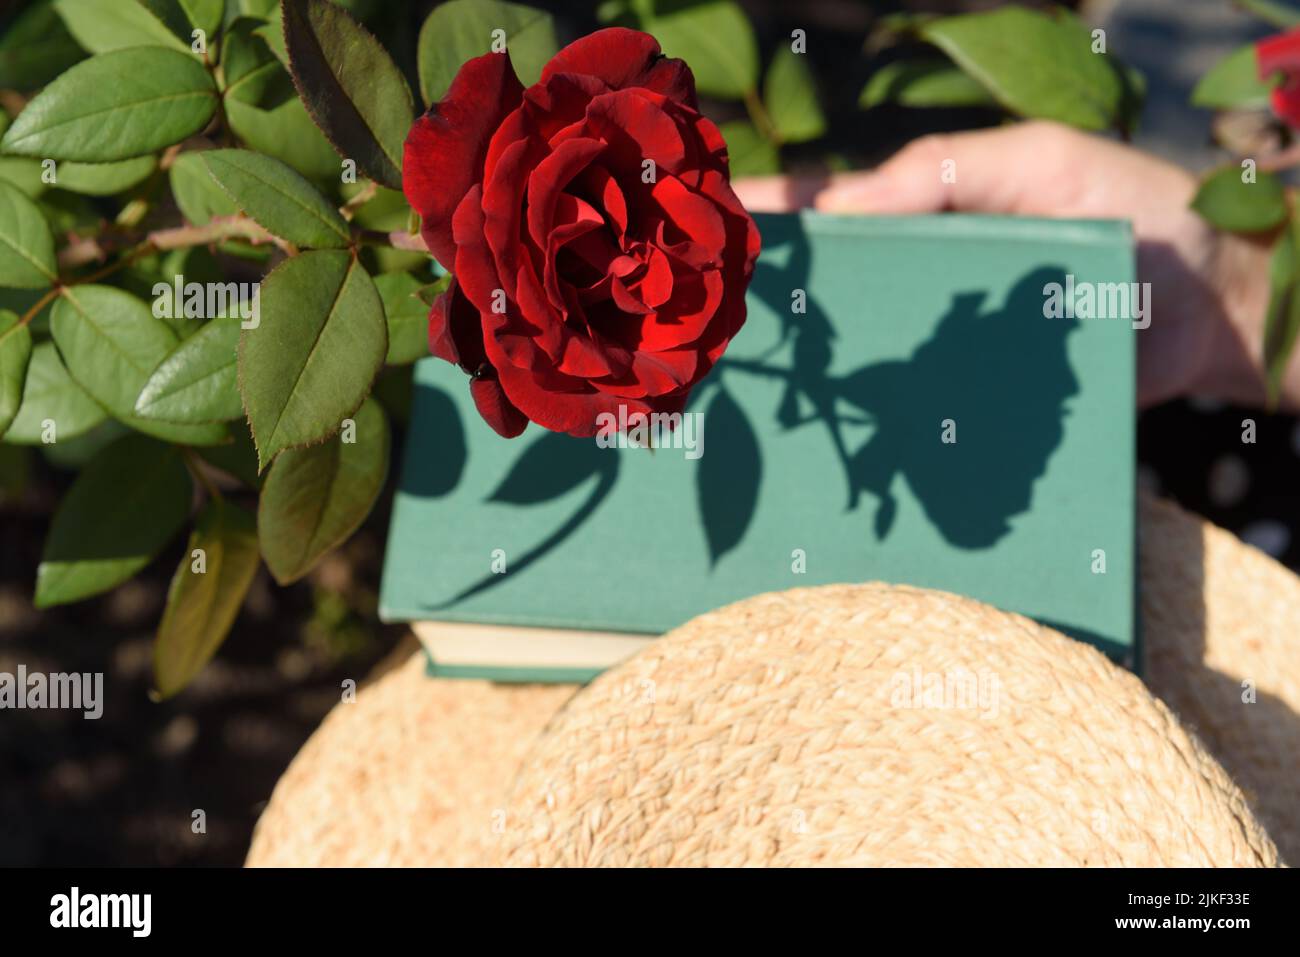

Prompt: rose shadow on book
xmin=404 ymin=219 xmax=1082 ymax=623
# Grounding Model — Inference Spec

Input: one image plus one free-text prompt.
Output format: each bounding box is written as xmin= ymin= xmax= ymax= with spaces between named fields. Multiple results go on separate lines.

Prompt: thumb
xmin=815 ymin=126 xmax=1041 ymax=215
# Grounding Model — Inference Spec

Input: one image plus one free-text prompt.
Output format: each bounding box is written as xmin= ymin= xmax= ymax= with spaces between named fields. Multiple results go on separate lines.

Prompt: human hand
xmin=733 ymin=121 xmax=1281 ymax=409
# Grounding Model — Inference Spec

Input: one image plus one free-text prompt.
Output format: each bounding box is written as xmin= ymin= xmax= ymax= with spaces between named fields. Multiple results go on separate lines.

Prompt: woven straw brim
xmin=247 ymin=496 xmax=1296 ymax=866
xmin=244 ymin=645 xmax=574 ymax=867
xmin=1140 ymin=492 xmax=1300 ymax=864
xmin=502 ymin=583 xmax=1277 ymax=866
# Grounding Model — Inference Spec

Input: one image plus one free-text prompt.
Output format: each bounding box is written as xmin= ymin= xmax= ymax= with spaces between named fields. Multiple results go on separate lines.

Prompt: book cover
xmin=379 ymin=211 xmax=1137 ymax=680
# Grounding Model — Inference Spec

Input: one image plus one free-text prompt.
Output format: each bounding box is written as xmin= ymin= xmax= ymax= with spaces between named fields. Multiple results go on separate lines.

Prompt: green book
xmin=379 ymin=211 xmax=1137 ymax=682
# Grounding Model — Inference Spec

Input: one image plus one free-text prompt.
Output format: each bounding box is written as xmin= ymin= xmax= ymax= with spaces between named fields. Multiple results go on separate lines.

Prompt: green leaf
xmin=178 ymin=0 xmax=224 ymax=37
xmin=374 ymin=271 xmax=432 ymax=365
xmin=0 ymin=158 xmax=47 ymax=199
xmin=143 ymin=248 xmax=223 ymax=340
xmin=34 ymin=434 xmax=193 ymax=608
xmin=919 ymin=7 xmax=1123 ymax=131
xmin=860 ymin=58 xmax=998 ymax=109
xmin=0 ymin=310 xmax=33 ymax=438
xmin=134 ymin=0 xmax=200 ymax=43
xmin=152 ymin=499 xmax=260 ymax=698
xmin=0 ymin=47 xmax=218 ymax=161
xmin=0 ymin=0 xmax=85 ymax=90
xmin=254 ymin=11 xmax=290 ymax=69
xmin=719 ymin=120 xmax=779 ymax=177
xmin=51 ymin=285 xmax=179 ymax=417
xmin=54 ymin=156 xmax=158 ymax=197
xmin=52 ymin=0 xmax=189 ymax=53
xmin=198 ymin=422 xmax=260 ymax=487
xmin=642 ymin=1 xmax=758 ymax=100
xmin=416 ymin=0 xmax=558 ymax=104
xmin=763 ymin=46 xmax=825 ymax=143
xmin=224 ymin=82 xmax=343 ymax=185
xmin=1263 ymin=217 xmax=1300 ymax=405
xmin=0 ymin=179 xmax=57 ymax=288
xmin=1190 ymin=165 xmax=1288 ymax=233
xmin=258 ymin=396 xmax=389 ymax=584
xmin=221 ymin=16 xmax=283 ymax=101
xmin=239 ymin=249 xmax=387 ymax=469
xmin=119 ymin=411 xmax=229 ymax=446
xmin=170 ymin=151 xmax=239 ymax=225
xmin=229 ymin=0 xmax=279 ymax=18
xmin=199 ymin=149 xmax=350 ymax=248
xmin=40 ymin=419 xmax=129 ymax=471
xmin=136 ymin=316 xmax=243 ymax=423
xmin=341 ymin=182 xmax=409 ymax=231
xmin=49 ymin=284 xmax=232 ymax=445
xmin=37 ymin=189 xmax=101 ymax=236
xmin=281 ymin=0 xmax=414 ymax=189
xmin=3 ymin=341 xmax=108 ymax=445
xmin=1193 ymin=44 xmax=1274 ymax=111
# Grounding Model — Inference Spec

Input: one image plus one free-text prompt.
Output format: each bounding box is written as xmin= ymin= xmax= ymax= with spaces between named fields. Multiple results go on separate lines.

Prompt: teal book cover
xmin=379 ymin=211 xmax=1137 ymax=680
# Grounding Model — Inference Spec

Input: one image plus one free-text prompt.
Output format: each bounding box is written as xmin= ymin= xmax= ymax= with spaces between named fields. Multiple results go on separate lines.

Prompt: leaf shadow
xmin=422 ymin=429 xmax=618 ymax=610
xmin=400 ymin=383 xmax=466 ymax=498
xmin=696 ymin=384 xmax=761 ymax=566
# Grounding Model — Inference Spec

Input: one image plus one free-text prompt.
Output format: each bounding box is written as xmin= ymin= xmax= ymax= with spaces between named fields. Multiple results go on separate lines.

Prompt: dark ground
xmin=0 ymin=447 xmax=406 ymax=866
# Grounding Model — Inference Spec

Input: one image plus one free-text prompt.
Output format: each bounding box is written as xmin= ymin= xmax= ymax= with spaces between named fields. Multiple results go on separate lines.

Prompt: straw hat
xmin=245 ymin=642 xmax=574 ymax=867
xmin=247 ymin=495 xmax=1296 ymax=866
xmin=1140 ymin=493 xmax=1300 ymax=864
xmin=501 ymin=583 xmax=1275 ymax=866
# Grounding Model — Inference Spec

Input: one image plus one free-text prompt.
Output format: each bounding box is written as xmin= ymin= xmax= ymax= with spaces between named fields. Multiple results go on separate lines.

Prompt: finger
xmin=731 ymin=174 xmax=830 ymax=212
xmin=815 ymin=125 xmax=1051 ymax=215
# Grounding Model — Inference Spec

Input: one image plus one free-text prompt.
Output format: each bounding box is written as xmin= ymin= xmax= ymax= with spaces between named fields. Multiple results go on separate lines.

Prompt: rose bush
xmin=403 ymin=28 xmax=760 ymax=437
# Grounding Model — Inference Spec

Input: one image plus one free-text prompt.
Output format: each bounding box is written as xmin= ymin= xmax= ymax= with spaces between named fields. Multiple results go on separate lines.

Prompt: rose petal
xmin=650 ymin=175 xmax=727 ymax=255
xmin=471 ymin=375 xmax=528 ymax=438
xmin=403 ymin=53 xmax=523 ymax=271
xmin=583 ymin=89 xmax=687 ymax=175
xmin=427 ymin=276 xmax=487 ymax=371
xmin=540 ymin=27 xmax=697 ymax=107
xmin=526 ymin=137 xmax=606 ymax=254
xmin=482 ymin=138 xmax=538 ymax=303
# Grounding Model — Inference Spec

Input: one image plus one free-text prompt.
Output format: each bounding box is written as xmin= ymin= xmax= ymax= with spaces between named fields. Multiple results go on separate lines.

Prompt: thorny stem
xmin=16 ymin=287 xmax=60 ymax=329
xmin=56 ymin=215 xmax=295 ymax=274
xmin=45 ymin=180 xmax=418 ymax=312
xmin=340 ymin=180 xmax=379 ymax=220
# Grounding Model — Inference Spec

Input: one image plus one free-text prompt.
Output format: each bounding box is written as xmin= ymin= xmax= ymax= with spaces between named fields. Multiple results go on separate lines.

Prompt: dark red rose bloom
xmin=403 ymin=27 xmax=761 ymax=438
xmin=1258 ymin=29 xmax=1300 ymax=127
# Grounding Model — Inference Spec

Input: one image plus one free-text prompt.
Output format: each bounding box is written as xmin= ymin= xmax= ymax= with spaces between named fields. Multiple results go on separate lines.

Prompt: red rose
xmin=402 ymin=28 xmax=761 ymax=438
xmin=1258 ymin=29 xmax=1300 ymax=127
